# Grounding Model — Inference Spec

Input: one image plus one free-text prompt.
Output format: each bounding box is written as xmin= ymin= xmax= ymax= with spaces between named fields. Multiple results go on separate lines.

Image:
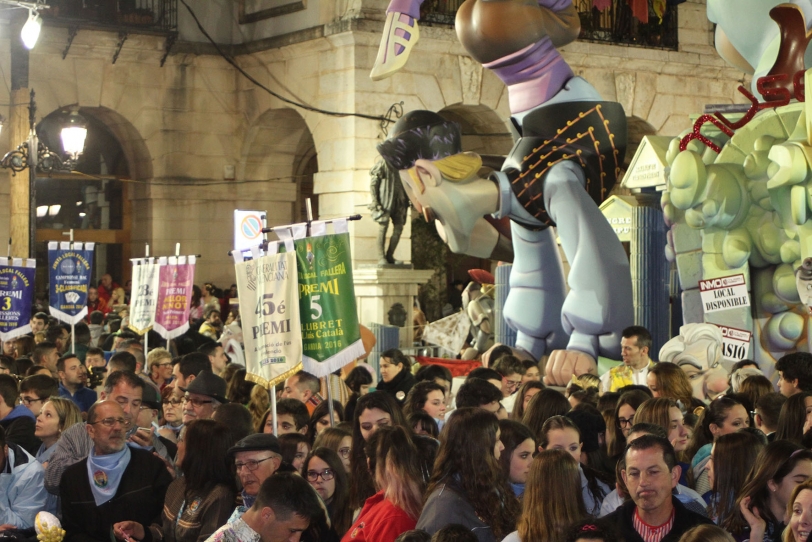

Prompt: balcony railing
xmin=42 ymin=0 xmax=177 ymax=33
xmin=420 ymin=0 xmax=678 ymax=51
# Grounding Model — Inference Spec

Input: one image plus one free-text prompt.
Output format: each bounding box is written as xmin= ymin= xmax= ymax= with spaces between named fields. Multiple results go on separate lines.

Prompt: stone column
xmin=631 ymin=191 xmax=670 ymax=354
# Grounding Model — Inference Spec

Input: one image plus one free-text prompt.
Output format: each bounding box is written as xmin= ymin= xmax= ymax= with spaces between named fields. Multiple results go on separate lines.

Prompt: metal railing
xmin=420 ymin=0 xmax=678 ymax=51
xmin=43 ymin=0 xmax=178 ymax=32
xmin=574 ymin=0 xmax=678 ymax=50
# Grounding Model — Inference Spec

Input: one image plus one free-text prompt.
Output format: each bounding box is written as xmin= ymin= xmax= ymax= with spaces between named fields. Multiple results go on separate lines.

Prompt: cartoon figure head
xmin=659 ymin=323 xmax=729 ymax=401
xmin=796 ymin=257 xmax=812 ymax=314
xmin=377 ymin=110 xmax=499 ymax=256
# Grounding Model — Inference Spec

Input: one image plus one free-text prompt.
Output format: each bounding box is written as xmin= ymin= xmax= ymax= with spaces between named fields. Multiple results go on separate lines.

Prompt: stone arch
xmin=438 ymin=104 xmax=513 ymax=161
xmin=238 ymin=107 xmax=317 ymax=220
xmin=626 ymin=116 xmax=658 ymax=167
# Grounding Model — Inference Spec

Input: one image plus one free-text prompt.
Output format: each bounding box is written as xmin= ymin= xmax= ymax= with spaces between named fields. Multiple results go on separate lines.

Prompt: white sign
xmin=699 ymin=274 xmax=750 ymax=314
xmin=715 ymin=324 xmax=752 ymax=361
xmin=234 ymin=210 xmax=266 ymax=253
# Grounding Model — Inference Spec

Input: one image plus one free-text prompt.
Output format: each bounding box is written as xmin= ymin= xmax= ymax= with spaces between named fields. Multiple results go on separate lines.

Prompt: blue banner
xmin=48 ymin=241 xmax=95 ymax=325
xmin=0 ymin=258 xmax=36 ymax=341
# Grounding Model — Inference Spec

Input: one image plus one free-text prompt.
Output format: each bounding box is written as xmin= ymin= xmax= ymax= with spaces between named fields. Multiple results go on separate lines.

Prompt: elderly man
xmin=604 ymin=435 xmax=711 ymax=541
xmin=0 ymin=425 xmax=47 ymax=529
xmin=181 ymin=370 xmax=227 ymax=424
xmin=207 ymin=473 xmax=323 ymax=542
xmin=45 ymin=371 xmax=173 ymax=495
xmin=59 ymin=401 xmax=171 ymax=542
xmin=228 ymin=433 xmax=284 ymax=519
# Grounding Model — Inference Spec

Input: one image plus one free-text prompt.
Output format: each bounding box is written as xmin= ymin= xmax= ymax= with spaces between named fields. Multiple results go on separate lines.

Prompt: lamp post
xmin=0 ymin=89 xmax=88 ymax=257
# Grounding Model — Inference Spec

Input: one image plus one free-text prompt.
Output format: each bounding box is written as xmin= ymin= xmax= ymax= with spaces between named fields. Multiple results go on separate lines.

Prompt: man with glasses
xmin=0 ymin=374 xmax=40 ymax=456
xmin=44 ymin=371 xmax=174 ymax=495
xmin=19 ymin=374 xmax=58 ymax=417
xmin=181 ymin=370 xmax=227 ymax=424
xmin=59 ymin=401 xmax=172 ymax=542
xmin=492 ymin=355 xmax=526 ymax=413
xmin=226 ymin=433 xmax=286 ymax=522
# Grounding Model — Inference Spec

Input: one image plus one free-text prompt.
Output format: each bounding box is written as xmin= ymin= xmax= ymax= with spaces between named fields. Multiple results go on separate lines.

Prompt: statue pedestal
xmin=354 ymin=267 xmax=436 ymax=349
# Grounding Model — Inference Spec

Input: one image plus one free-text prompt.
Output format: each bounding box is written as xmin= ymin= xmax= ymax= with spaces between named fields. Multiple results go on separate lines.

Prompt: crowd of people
xmin=4 ymin=276 xmax=812 ymax=542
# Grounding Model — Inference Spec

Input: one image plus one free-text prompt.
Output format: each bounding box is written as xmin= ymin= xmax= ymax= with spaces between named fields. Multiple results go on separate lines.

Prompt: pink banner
xmin=153 ymin=256 xmax=195 ymax=340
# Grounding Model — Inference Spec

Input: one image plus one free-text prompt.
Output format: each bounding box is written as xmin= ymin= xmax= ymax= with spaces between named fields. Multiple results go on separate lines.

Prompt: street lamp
xmin=0 ymin=89 xmax=88 ymax=257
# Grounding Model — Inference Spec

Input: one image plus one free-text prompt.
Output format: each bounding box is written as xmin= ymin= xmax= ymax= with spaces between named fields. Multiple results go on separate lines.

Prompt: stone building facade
xmin=0 ymin=0 xmax=745 ymax=291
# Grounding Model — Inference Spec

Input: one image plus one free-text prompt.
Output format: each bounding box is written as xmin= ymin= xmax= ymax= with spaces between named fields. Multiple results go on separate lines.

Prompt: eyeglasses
xmin=235 ymin=456 xmax=275 ymax=472
xmin=338 ymin=447 xmax=351 ymax=459
xmin=163 ymin=399 xmax=183 ymax=406
xmin=183 ymin=397 xmax=214 ymax=407
xmin=19 ymin=396 xmax=44 ymax=406
xmin=157 ymin=362 xmax=173 ymax=367
xmin=90 ymin=417 xmax=131 ymax=428
xmin=618 ymin=417 xmax=634 ymax=428
xmin=505 ymin=379 xmax=522 ymax=389
xmin=306 ymin=469 xmax=334 ymax=482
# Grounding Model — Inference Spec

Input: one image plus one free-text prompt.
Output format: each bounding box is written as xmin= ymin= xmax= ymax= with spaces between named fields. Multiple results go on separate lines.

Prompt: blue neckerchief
xmin=435 ymin=418 xmax=445 ymax=432
xmin=510 ymin=482 xmax=525 ymax=497
xmin=86 ymin=445 xmax=131 ymax=506
xmin=242 ymin=489 xmax=257 ymax=510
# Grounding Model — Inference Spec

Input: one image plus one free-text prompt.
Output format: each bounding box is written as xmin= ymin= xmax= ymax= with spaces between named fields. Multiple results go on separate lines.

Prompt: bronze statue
xmin=368 ymin=160 xmax=409 ymax=266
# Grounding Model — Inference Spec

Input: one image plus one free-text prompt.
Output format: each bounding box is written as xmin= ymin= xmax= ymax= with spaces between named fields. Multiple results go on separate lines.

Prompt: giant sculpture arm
xmin=371 ymin=0 xmax=579 ymax=80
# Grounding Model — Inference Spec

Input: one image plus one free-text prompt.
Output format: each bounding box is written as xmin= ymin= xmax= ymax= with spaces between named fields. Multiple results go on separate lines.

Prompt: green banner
xmin=295 ymin=232 xmax=365 ymax=377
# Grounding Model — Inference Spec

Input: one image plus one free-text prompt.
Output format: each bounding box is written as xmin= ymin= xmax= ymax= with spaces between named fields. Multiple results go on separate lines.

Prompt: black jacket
xmin=59 ymin=447 xmax=173 ymax=542
xmin=603 ymin=496 xmax=712 ymax=542
xmin=375 ymin=368 xmax=416 ymax=405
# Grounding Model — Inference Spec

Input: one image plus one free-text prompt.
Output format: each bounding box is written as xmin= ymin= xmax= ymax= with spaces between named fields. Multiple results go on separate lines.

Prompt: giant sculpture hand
xmin=373 ymin=0 xmax=634 ymax=385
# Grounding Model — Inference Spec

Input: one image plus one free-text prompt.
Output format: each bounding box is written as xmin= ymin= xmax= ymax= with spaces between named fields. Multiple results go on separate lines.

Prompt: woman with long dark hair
xmin=115 ymin=419 xmax=237 ymax=542
xmin=304 ymin=447 xmax=353 ymax=539
xmin=342 ymin=426 xmax=425 ymax=541
xmin=417 ymin=408 xmax=520 ymax=541
xmin=503 ymin=450 xmax=586 ymax=542
xmin=498 ymin=420 xmax=536 ymax=498
xmin=306 ymin=400 xmax=345 ymax=444
xmin=686 ymin=396 xmax=749 ymax=495
xmin=521 ymin=388 xmax=570 ymax=439
xmin=403 ymin=381 xmax=447 ymax=428
xmin=722 ymin=440 xmax=812 ymax=541
xmin=511 ymin=381 xmax=544 ymax=421
xmin=705 ymin=431 xmax=765 ymax=524
xmin=775 ymin=392 xmax=812 ymax=444
xmin=349 ymin=391 xmax=408 ymax=510
xmin=605 ymin=390 xmax=650 ymax=460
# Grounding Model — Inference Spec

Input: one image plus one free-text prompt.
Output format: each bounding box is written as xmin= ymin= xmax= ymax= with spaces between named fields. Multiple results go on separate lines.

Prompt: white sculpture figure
xmin=659 ymin=323 xmax=731 ymax=402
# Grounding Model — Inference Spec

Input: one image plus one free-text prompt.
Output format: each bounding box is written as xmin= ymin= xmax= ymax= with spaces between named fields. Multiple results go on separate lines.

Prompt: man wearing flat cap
xmin=226 ymin=433 xmax=285 ymax=523
xmin=180 ymin=370 xmax=227 ymax=424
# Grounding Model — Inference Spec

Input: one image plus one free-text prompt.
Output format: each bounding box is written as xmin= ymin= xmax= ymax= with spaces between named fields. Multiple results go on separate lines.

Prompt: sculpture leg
xmin=503 ymin=223 xmax=568 ymax=360
xmin=386 ymin=224 xmax=404 ymax=264
xmin=377 ymin=223 xmax=390 ymax=265
xmin=543 ymin=160 xmax=633 ymax=360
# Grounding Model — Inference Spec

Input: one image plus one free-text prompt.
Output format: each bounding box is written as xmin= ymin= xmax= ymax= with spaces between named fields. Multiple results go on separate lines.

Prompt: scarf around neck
xmin=87 ymin=445 xmax=132 ymax=506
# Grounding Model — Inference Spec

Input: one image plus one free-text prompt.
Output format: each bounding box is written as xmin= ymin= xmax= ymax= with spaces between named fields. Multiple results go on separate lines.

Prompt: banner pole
xmin=270 ymin=385 xmax=278 ymax=437
xmin=325 ymin=377 xmax=335 ymax=427
xmin=71 ymin=322 xmax=75 ymax=354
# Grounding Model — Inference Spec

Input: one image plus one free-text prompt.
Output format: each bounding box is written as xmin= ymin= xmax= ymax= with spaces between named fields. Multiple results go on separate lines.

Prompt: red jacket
xmin=341 ymin=491 xmax=416 ymax=542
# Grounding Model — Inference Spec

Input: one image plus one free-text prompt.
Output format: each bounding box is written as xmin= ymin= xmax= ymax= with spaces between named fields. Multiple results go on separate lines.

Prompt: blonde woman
xmin=35 ymin=397 xmax=82 ymax=513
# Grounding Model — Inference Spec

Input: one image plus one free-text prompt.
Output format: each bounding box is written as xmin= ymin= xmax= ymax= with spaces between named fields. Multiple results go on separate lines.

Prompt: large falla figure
xmin=373 ymin=0 xmax=633 ymax=384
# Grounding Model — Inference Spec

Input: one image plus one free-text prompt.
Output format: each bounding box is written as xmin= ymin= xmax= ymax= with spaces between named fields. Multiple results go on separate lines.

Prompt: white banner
xmin=715 ymin=324 xmax=752 ymax=362
xmin=235 ymin=249 xmax=303 ymax=388
xmin=699 ymin=274 xmax=750 ymax=314
xmin=129 ymin=258 xmax=160 ymax=335
xmin=422 ymin=311 xmax=471 ymax=355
